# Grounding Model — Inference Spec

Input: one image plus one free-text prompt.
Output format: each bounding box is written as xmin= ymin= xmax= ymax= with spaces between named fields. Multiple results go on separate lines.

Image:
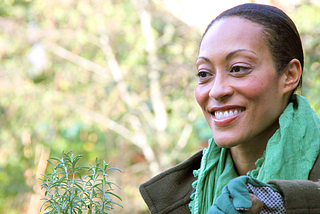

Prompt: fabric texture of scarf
xmin=189 ymin=95 xmax=320 ymax=214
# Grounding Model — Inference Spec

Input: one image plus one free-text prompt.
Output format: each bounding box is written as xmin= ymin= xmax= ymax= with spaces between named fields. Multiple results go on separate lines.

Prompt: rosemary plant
xmin=39 ymin=151 xmax=122 ymax=214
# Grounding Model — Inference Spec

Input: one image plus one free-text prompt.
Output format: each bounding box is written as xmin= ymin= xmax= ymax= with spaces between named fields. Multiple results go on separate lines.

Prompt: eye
xmin=230 ymin=66 xmax=251 ymax=75
xmin=196 ymin=71 xmax=213 ymax=83
xmin=197 ymin=71 xmax=210 ymax=78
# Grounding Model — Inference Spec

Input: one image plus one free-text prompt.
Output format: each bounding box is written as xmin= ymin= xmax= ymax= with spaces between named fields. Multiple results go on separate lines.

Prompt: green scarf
xmin=189 ymin=95 xmax=320 ymax=214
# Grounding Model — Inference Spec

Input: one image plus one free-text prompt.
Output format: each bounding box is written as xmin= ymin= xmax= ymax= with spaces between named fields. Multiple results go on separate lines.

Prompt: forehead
xmin=200 ymin=17 xmax=268 ymax=58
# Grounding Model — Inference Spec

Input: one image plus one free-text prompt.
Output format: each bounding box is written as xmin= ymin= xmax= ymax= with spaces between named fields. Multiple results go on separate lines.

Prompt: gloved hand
xmin=207 ymin=176 xmax=284 ymax=214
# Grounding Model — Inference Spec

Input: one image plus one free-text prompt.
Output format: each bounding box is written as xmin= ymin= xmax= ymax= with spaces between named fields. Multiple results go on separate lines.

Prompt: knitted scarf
xmin=189 ymin=95 xmax=320 ymax=214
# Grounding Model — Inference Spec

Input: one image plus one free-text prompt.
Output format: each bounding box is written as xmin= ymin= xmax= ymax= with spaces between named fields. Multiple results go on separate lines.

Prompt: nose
xmin=209 ymin=74 xmax=233 ymax=101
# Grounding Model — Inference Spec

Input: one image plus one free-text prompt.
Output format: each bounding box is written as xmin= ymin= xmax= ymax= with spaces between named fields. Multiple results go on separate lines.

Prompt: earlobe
xmin=282 ymin=59 xmax=302 ymax=94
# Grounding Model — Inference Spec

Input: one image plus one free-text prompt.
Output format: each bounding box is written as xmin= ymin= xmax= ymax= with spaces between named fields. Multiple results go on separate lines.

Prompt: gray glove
xmin=246 ymin=183 xmax=285 ymax=213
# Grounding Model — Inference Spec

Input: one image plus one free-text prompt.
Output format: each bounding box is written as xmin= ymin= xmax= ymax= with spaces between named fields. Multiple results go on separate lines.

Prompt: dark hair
xmin=203 ymin=3 xmax=304 ymax=91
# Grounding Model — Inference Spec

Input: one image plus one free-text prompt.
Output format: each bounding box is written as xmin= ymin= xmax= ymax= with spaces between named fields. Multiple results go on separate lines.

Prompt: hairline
xmin=202 ymin=16 xmax=282 ymax=73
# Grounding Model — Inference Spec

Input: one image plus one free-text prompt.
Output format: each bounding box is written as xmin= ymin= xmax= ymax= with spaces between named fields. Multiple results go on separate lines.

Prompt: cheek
xmin=238 ymin=76 xmax=282 ymax=122
xmin=235 ymin=77 xmax=268 ymax=100
xmin=195 ymin=85 xmax=208 ymax=107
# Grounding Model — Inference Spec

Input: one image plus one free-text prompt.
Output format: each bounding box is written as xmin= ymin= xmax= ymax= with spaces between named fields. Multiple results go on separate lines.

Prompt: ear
xmin=282 ymin=59 xmax=302 ymax=95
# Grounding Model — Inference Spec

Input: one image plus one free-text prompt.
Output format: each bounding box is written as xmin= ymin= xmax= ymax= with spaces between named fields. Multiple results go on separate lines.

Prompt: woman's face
xmin=195 ymin=17 xmax=288 ymax=148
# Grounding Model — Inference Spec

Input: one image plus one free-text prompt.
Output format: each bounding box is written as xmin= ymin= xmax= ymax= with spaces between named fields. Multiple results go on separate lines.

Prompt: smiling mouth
xmin=214 ymin=108 xmax=245 ymax=120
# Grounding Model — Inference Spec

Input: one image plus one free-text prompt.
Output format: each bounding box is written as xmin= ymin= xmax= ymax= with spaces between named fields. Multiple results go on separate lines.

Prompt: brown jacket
xmin=139 ymin=151 xmax=320 ymax=214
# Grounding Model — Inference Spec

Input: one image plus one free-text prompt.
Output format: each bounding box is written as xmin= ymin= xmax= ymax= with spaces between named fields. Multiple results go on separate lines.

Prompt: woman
xmin=140 ymin=3 xmax=320 ymax=214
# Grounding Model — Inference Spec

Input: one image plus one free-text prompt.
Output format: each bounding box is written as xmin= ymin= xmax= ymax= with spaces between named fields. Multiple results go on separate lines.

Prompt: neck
xmin=230 ymin=142 xmax=267 ymax=176
xmin=230 ymin=121 xmax=279 ymax=176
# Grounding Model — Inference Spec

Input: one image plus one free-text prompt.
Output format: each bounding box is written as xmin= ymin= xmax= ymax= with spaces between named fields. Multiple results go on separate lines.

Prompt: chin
xmin=213 ymin=138 xmax=239 ymax=149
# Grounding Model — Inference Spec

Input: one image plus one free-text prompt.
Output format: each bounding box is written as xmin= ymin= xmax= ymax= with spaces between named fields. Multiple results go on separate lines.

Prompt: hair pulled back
xmin=203 ymin=3 xmax=304 ymax=89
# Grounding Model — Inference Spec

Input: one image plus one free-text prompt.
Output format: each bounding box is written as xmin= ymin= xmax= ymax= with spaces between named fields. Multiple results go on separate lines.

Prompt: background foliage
xmin=0 ymin=0 xmax=319 ymax=213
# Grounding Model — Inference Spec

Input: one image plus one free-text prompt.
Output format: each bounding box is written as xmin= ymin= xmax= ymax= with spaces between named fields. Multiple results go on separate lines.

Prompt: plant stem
xmin=89 ymin=168 xmax=97 ymax=214
xmin=102 ymin=161 xmax=107 ymax=212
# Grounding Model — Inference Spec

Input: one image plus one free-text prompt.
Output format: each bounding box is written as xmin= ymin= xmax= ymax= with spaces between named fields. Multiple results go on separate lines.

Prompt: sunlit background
xmin=1 ymin=0 xmax=320 ymax=213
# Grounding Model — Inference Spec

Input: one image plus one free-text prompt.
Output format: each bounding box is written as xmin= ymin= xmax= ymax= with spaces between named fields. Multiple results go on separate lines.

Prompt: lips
xmin=209 ymin=107 xmax=245 ymax=127
xmin=214 ymin=108 xmax=245 ymax=120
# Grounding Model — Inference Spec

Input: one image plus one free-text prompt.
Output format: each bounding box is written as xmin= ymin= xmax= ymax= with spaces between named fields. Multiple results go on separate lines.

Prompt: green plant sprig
xmin=39 ymin=151 xmax=122 ymax=214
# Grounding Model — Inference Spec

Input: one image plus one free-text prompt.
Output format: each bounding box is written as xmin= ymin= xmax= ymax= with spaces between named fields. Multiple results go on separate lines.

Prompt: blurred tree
xmin=0 ymin=0 xmax=205 ymax=213
xmin=289 ymin=2 xmax=320 ymax=112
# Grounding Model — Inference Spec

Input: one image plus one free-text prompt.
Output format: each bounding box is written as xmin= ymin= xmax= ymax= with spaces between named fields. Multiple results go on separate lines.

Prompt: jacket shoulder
xmin=309 ymin=152 xmax=320 ymax=181
xmin=139 ymin=150 xmax=203 ymax=214
xmin=267 ymin=153 xmax=320 ymax=213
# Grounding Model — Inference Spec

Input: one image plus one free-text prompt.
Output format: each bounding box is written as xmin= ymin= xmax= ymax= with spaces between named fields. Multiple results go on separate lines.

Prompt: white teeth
xmin=224 ymin=111 xmax=229 ymax=118
xmin=215 ymin=109 xmax=243 ymax=120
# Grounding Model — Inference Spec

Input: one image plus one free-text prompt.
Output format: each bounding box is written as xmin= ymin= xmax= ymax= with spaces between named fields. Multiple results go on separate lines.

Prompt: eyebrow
xmin=226 ymin=49 xmax=257 ymax=60
xmin=197 ymin=56 xmax=211 ymax=63
xmin=197 ymin=49 xmax=257 ymax=64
